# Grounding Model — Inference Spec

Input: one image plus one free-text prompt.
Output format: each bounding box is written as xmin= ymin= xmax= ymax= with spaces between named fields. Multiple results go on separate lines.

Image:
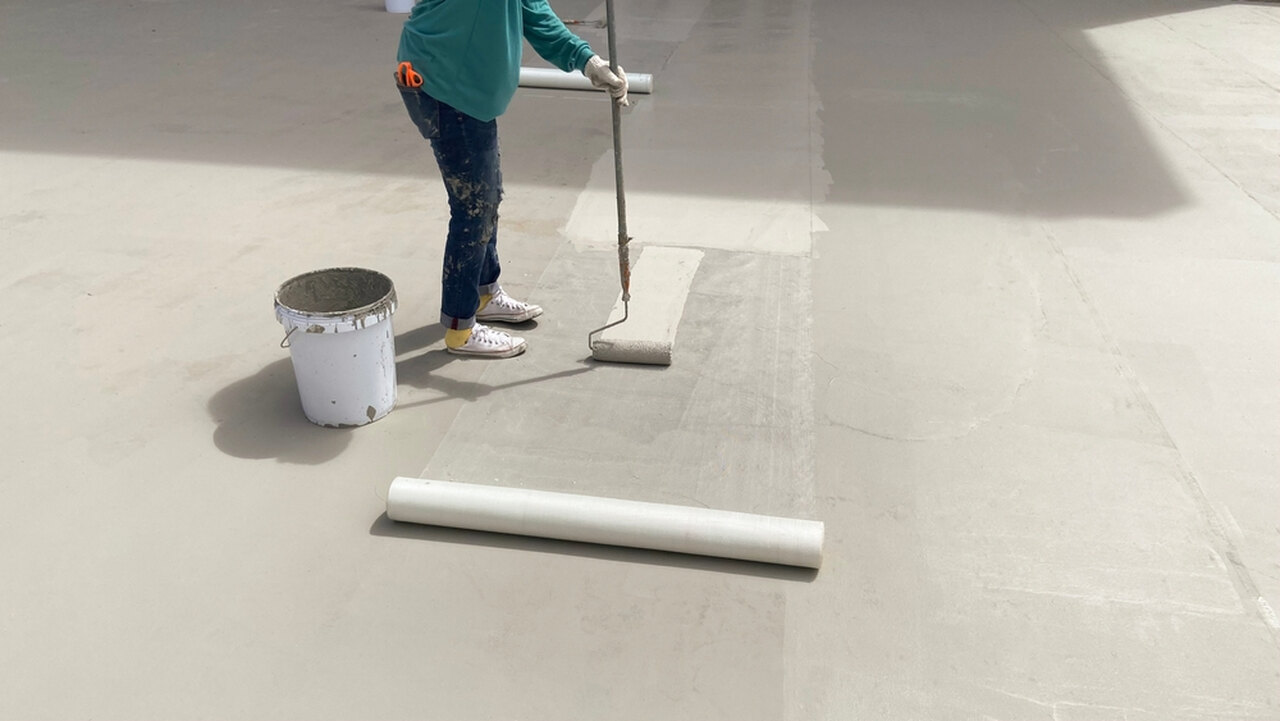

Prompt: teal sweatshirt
xmin=397 ymin=0 xmax=596 ymax=122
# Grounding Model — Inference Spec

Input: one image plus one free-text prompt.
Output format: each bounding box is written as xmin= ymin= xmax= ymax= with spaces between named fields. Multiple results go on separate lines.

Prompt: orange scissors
xmin=396 ymin=61 xmax=423 ymax=88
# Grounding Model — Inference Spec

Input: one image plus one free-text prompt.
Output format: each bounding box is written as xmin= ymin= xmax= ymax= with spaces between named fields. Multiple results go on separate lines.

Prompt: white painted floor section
xmin=593 ymin=245 xmax=703 ymax=356
xmin=2 ymin=0 xmax=1278 ymax=719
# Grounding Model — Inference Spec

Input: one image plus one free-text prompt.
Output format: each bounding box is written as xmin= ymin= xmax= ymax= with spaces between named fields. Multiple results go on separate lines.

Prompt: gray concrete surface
xmin=1 ymin=0 xmax=1277 ymax=718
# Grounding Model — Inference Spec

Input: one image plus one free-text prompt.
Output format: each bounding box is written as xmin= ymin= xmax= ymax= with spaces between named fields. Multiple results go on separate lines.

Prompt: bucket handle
xmin=280 ymin=327 xmax=297 ymax=349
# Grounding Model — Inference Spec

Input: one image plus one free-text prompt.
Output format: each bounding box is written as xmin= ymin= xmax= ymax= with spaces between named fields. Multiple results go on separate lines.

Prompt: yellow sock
xmin=445 ymin=327 xmax=473 ymax=349
xmin=447 ymin=295 xmax=491 ymax=348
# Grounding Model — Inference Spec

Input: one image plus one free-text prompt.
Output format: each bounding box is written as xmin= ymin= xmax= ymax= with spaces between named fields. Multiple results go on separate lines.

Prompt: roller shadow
xmin=369 ymin=512 xmax=820 ymax=582
xmin=393 ymin=320 xmax=604 ymax=406
xmin=395 ymin=347 xmax=595 ymax=408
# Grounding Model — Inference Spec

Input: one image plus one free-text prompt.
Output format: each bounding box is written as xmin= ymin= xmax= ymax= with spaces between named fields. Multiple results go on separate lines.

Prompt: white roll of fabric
xmin=386 ymin=477 xmax=823 ymax=569
xmin=518 ymin=67 xmax=654 ymax=94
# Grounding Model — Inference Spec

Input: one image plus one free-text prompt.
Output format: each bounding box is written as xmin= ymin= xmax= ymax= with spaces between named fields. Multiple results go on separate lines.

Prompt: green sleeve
xmin=520 ymin=0 xmax=596 ymax=72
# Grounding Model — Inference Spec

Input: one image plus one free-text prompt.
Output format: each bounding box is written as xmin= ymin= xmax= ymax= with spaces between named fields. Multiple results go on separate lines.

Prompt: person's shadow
xmin=393 ymin=319 xmax=596 ymax=408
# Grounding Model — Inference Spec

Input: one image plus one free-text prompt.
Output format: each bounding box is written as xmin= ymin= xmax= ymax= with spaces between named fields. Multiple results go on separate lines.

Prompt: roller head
xmin=590 ymin=339 xmax=673 ymax=365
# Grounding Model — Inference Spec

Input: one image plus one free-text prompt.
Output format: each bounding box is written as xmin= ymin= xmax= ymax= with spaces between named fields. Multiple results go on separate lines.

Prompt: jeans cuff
xmin=479 ymin=281 xmax=501 ymax=297
xmin=441 ymin=313 xmax=476 ymax=330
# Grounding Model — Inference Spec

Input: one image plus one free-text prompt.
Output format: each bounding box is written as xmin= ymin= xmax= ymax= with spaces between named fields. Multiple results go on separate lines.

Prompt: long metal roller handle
xmin=605 ymin=0 xmax=630 ymax=302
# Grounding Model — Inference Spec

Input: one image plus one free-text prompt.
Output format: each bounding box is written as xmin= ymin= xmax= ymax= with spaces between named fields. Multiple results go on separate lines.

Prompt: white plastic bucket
xmin=385 ymin=0 xmax=414 ymax=12
xmin=274 ymin=267 xmax=398 ymax=428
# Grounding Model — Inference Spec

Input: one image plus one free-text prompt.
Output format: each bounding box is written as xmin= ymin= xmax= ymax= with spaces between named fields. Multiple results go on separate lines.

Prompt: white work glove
xmin=584 ymin=54 xmax=630 ymax=107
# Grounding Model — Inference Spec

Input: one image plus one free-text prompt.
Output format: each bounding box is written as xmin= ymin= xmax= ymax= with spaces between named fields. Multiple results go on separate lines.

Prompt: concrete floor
xmin=2 ymin=0 xmax=1278 ymax=718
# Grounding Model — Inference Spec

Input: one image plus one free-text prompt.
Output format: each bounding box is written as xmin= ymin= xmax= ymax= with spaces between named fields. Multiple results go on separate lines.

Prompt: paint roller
xmin=586 ymin=0 xmax=674 ymax=367
xmin=386 ymin=478 xmax=825 ymax=569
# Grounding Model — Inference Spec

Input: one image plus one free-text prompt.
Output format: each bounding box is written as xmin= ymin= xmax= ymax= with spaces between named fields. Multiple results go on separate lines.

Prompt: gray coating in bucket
xmin=276 ymin=267 xmax=395 ymax=317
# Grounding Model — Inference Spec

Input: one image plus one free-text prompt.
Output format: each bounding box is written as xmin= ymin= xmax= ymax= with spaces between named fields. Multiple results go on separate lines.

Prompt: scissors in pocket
xmin=396 ymin=61 xmax=423 ymax=88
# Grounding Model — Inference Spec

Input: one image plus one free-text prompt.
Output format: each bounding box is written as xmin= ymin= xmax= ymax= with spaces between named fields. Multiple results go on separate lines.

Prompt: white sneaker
xmin=446 ymin=323 xmax=527 ymax=358
xmin=476 ymin=287 xmax=544 ymax=324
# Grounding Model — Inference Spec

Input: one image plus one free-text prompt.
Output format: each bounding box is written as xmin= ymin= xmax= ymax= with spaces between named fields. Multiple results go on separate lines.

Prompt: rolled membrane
xmin=386 ymin=477 xmax=823 ymax=569
xmin=518 ymin=66 xmax=654 ymax=94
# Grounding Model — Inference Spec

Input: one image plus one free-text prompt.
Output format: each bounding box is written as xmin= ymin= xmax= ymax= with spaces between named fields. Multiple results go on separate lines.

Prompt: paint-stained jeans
xmin=398 ymin=85 xmax=503 ymax=330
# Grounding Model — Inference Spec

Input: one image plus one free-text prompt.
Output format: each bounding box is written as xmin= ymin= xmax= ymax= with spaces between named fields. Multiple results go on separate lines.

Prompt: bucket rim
xmin=274 ymin=266 xmax=397 ymax=319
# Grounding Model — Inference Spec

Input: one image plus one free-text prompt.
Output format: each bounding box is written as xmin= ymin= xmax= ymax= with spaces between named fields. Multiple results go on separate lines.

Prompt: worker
xmin=395 ymin=0 xmax=629 ymax=358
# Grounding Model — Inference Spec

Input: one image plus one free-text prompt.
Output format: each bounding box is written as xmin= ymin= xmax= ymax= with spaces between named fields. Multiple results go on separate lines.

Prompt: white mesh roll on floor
xmin=386 ymin=477 xmax=824 ymax=569
xmin=518 ymin=67 xmax=654 ymax=94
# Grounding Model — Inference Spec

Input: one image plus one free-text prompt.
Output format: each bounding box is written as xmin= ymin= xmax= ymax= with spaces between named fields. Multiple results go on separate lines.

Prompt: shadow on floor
xmin=206 ymin=324 xmax=440 ymax=464
xmin=391 ymin=320 xmax=658 ymax=408
xmin=207 ymin=357 xmax=354 ymax=464
xmin=393 ymin=322 xmax=447 ymax=355
xmin=809 ymin=0 xmax=1236 ymax=218
xmin=395 ymin=346 xmax=597 ymax=408
xmin=369 ymin=512 xmax=820 ymax=582
xmin=0 ymin=0 xmax=1239 ymax=218
xmin=207 ymin=322 xmax=604 ymax=462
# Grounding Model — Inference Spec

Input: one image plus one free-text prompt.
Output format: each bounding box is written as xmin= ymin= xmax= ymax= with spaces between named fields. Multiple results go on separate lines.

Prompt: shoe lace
xmin=470 ymin=324 xmax=512 ymax=348
xmin=490 ymin=289 xmax=523 ymax=310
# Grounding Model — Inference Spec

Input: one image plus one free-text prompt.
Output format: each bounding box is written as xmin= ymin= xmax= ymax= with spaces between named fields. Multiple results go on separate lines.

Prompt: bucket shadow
xmin=206 ymin=323 xmax=556 ymax=463
xmin=207 ymin=357 xmax=354 ymax=464
xmin=369 ymin=512 xmax=819 ymax=582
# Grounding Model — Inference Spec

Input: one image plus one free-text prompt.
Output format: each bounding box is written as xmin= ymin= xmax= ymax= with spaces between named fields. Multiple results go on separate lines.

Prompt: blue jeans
xmin=399 ymin=85 xmax=503 ymax=330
